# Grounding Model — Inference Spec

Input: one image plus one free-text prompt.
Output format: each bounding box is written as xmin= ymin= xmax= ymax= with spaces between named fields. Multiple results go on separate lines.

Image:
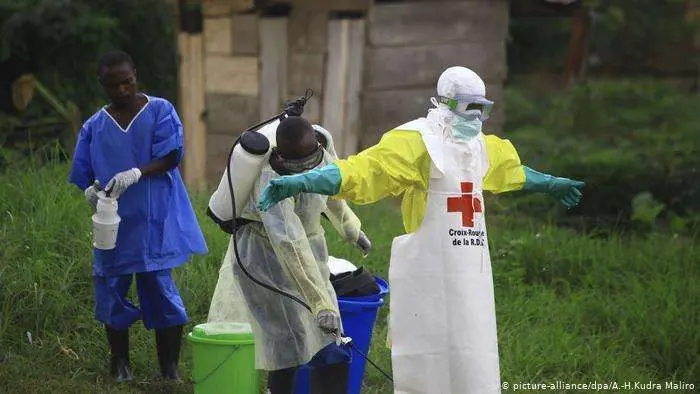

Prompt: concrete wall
xmin=202 ymin=0 xmax=258 ymax=180
xmin=199 ymin=0 xmax=509 ymax=184
xmin=361 ymin=0 xmax=509 ymax=147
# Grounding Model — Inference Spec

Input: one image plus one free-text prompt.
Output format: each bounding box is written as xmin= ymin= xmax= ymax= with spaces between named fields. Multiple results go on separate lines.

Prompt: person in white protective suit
xmin=207 ymin=116 xmax=372 ymax=394
xmin=258 ymin=66 xmax=586 ymax=393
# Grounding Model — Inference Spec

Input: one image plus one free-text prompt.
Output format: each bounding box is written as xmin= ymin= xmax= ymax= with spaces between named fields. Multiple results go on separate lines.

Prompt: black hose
xmin=348 ymin=341 xmax=394 ymax=382
xmin=226 ymin=132 xmax=312 ymax=313
xmin=225 ymin=89 xmax=316 ymax=311
xmin=223 ymin=91 xmax=393 ymax=383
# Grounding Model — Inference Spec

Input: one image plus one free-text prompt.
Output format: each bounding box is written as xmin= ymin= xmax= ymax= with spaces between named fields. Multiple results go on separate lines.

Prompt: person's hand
xmin=84 ymin=181 xmax=102 ymax=209
xmin=105 ymin=168 xmax=142 ymax=198
xmin=356 ymin=231 xmax=372 ymax=256
xmin=547 ymin=177 xmax=585 ymax=209
xmin=316 ymin=309 xmax=341 ymax=335
xmin=258 ymin=176 xmax=306 ymax=212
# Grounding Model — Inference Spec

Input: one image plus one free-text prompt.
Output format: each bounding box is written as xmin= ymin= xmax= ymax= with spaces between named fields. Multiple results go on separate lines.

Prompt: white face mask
xmin=428 ymin=98 xmax=484 ymax=141
xmin=451 ymin=111 xmax=482 ymax=140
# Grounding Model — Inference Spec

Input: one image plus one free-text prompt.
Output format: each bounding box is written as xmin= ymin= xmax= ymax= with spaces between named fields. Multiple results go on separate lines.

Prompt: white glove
xmin=316 ymin=309 xmax=341 ymax=335
xmin=105 ymin=168 xmax=142 ymax=198
xmin=84 ymin=181 xmax=102 ymax=209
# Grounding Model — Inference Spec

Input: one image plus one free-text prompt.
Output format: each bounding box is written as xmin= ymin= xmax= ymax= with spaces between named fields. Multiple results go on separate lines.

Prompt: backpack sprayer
xmin=206 ymin=90 xmax=393 ymax=382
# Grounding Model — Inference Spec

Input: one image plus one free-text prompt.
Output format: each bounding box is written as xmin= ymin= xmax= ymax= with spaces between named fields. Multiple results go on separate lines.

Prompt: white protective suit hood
xmin=427 ymin=66 xmax=492 ymax=142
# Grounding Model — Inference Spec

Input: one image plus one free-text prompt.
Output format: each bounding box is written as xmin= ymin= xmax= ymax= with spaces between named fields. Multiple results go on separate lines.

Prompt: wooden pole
xmin=258 ymin=16 xmax=289 ymax=119
xmin=322 ymin=16 xmax=365 ymax=158
xmin=563 ymin=5 xmax=591 ymax=87
xmin=190 ymin=32 xmax=207 ymax=192
xmin=344 ymin=17 xmax=364 ymax=158
xmin=322 ymin=18 xmax=348 ymax=156
xmin=177 ymin=29 xmax=191 ymax=177
xmin=686 ymin=0 xmax=700 ymax=92
xmin=178 ymin=0 xmax=207 ymax=193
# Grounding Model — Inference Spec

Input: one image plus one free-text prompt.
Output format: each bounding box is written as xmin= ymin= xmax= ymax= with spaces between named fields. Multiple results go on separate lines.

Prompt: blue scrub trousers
xmin=93 ymin=269 xmax=188 ymax=330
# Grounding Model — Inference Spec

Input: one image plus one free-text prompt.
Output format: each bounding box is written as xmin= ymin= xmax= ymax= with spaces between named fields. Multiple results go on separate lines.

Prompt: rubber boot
xmin=155 ymin=325 xmax=183 ymax=383
xmin=310 ymin=362 xmax=349 ymax=394
xmin=105 ymin=325 xmax=133 ymax=382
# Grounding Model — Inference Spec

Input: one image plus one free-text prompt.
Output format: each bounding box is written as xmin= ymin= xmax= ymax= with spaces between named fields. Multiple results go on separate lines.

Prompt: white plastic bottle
xmin=92 ymin=192 xmax=121 ymax=250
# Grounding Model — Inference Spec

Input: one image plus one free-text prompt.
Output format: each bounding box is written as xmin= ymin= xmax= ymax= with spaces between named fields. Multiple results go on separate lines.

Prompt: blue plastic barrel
xmin=293 ymin=277 xmax=389 ymax=394
xmin=341 ymin=278 xmax=388 ymax=394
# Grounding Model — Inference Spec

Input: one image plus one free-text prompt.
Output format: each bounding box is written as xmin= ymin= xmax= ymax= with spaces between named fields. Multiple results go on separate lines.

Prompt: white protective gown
xmin=208 ymin=148 xmax=362 ymax=371
xmin=388 ymin=118 xmax=501 ymax=394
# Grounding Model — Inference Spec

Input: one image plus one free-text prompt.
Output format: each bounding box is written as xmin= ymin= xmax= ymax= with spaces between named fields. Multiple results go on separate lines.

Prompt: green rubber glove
xmin=258 ymin=164 xmax=342 ymax=212
xmin=522 ymin=166 xmax=585 ymax=209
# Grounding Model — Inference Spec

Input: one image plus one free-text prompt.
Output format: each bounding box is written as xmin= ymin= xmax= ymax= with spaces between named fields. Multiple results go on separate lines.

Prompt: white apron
xmin=389 ymin=119 xmax=501 ymax=393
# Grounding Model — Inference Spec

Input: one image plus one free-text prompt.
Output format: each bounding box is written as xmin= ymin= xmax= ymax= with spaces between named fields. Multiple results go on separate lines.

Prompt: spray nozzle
xmin=245 ymin=89 xmax=315 ymax=133
xmin=335 ymin=332 xmax=353 ymax=346
xmin=283 ymin=88 xmax=314 ymax=117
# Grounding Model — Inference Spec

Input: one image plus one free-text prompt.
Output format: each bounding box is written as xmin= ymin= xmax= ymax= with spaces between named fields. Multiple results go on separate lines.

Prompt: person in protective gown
xmin=258 ymin=66 xmax=586 ymax=393
xmin=206 ymin=119 xmax=371 ymax=326
xmin=68 ymin=50 xmax=208 ymax=383
xmin=207 ymin=116 xmax=371 ymax=394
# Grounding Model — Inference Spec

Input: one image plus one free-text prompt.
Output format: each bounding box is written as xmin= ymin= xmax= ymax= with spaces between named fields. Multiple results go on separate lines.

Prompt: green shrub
xmin=503 ymin=79 xmax=700 ymax=232
xmin=508 ymin=0 xmax=697 ymax=77
xmin=1 ymin=0 xmax=177 ymax=115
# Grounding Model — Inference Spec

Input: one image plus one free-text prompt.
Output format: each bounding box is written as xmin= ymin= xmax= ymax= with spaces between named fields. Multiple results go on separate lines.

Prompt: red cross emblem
xmin=447 ymin=182 xmax=482 ymax=227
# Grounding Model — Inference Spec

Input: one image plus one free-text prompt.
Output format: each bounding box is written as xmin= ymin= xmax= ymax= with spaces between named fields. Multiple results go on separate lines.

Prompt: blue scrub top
xmin=69 ymin=95 xmax=208 ymax=276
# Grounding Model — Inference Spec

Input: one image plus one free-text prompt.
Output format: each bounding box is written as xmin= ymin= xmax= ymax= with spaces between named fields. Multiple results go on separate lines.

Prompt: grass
xmin=1 ymin=162 xmax=698 ymax=393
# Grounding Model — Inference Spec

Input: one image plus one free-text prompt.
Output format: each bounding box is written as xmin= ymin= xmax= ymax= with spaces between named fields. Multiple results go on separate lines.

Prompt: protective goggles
xmin=277 ymin=143 xmax=325 ymax=174
xmin=437 ymin=94 xmax=494 ymax=121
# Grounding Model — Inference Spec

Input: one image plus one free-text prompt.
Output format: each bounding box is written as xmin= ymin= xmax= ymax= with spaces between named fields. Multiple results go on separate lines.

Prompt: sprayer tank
xmin=207 ymin=120 xmax=337 ymax=225
xmin=207 ymin=120 xmax=278 ymax=222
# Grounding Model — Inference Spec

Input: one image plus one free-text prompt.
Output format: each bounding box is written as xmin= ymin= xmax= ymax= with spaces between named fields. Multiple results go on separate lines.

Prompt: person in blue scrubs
xmin=68 ymin=50 xmax=208 ymax=383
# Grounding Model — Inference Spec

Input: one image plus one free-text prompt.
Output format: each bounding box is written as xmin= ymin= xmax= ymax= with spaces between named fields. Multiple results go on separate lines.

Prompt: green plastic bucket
xmin=187 ymin=322 xmax=258 ymax=394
